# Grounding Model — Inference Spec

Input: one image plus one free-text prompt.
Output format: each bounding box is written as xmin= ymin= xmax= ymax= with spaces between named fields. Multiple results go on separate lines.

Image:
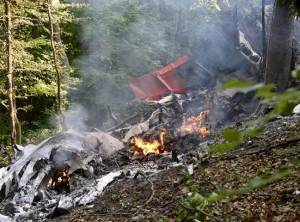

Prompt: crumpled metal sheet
xmin=293 ymin=104 xmax=300 ymax=115
xmin=0 ymin=130 xmax=124 ymax=203
xmin=76 ymin=170 xmax=122 ymax=206
xmin=0 ymin=214 xmax=12 ymax=222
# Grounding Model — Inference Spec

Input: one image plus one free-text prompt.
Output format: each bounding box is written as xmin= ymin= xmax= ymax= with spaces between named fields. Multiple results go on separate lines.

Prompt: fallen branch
xmin=134 ymin=171 xmax=155 ymax=206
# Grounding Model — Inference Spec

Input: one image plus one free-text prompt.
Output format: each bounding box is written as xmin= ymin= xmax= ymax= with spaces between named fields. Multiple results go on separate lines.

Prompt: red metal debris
xmin=130 ymin=55 xmax=191 ymax=101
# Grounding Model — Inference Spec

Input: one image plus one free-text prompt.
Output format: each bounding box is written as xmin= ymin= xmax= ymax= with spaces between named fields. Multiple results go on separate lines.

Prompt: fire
xmin=47 ymin=165 xmax=70 ymax=193
xmin=129 ymin=111 xmax=209 ymax=157
xmin=131 ymin=131 xmax=166 ymax=156
xmin=180 ymin=110 xmax=209 ymax=138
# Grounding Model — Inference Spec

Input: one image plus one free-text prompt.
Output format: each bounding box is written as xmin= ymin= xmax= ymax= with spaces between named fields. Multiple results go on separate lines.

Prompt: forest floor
xmin=51 ymin=116 xmax=300 ymax=222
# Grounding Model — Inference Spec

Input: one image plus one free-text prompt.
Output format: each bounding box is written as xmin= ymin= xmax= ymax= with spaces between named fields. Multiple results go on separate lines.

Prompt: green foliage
xmin=24 ymin=128 xmax=57 ymax=144
xmin=255 ymin=84 xmax=276 ymax=98
xmin=0 ymin=147 xmax=13 ymax=167
xmin=212 ymin=77 xmax=300 ymax=155
xmin=223 ymin=79 xmax=256 ymax=90
xmin=210 ymin=126 xmax=262 ymax=154
xmin=224 ymin=79 xmax=300 ymax=117
xmin=29 ymin=81 xmax=57 ymax=97
xmin=0 ymin=0 xmax=73 ymax=144
xmin=258 ymin=86 xmax=300 ymax=116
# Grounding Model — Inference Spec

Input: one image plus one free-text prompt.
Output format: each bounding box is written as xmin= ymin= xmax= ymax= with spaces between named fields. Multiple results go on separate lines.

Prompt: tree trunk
xmin=47 ymin=1 xmax=61 ymax=113
xmin=53 ymin=24 xmax=70 ymax=72
xmin=261 ymin=0 xmax=267 ymax=70
xmin=265 ymin=0 xmax=294 ymax=91
xmin=50 ymin=0 xmax=71 ymax=73
xmin=4 ymin=0 xmax=18 ymax=144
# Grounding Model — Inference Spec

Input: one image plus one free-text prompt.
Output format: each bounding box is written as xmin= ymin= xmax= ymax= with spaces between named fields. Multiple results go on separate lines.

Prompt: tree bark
xmin=261 ymin=0 xmax=267 ymax=70
xmin=50 ymin=0 xmax=70 ymax=73
xmin=265 ymin=0 xmax=294 ymax=91
xmin=48 ymin=1 xmax=61 ymax=113
xmin=4 ymin=0 xmax=18 ymax=144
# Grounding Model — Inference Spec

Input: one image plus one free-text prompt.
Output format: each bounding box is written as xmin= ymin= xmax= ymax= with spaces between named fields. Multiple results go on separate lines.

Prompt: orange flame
xmin=180 ymin=110 xmax=209 ymax=138
xmin=131 ymin=131 xmax=166 ymax=156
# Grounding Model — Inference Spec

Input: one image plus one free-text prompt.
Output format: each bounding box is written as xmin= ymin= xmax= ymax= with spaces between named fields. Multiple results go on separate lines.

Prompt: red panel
xmin=130 ymin=55 xmax=191 ymax=101
xmin=156 ymin=55 xmax=191 ymax=76
xmin=130 ymin=71 xmax=170 ymax=100
xmin=156 ymin=71 xmax=187 ymax=94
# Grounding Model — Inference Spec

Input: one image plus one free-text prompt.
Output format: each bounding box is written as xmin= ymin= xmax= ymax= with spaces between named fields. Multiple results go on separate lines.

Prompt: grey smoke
xmin=62 ymin=103 xmax=89 ymax=132
xmin=62 ymin=0 xmax=264 ymax=131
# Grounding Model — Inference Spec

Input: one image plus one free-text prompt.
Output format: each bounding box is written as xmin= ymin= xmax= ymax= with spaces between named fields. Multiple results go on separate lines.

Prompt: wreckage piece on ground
xmin=0 ymin=130 xmax=123 ymax=205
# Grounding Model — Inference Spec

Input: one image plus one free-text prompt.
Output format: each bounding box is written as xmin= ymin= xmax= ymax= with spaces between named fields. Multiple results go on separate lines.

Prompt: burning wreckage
xmin=0 ymin=48 xmax=263 ymax=221
xmin=0 ymin=99 xmax=213 ymax=221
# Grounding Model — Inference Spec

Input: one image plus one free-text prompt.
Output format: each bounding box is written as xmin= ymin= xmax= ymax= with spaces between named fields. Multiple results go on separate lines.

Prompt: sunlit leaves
xmin=255 ymin=84 xmax=276 ymax=98
xmin=29 ymin=80 xmax=57 ymax=97
xmin=223 ymin=79 xmax=256 ymax=89
xmin=223 ymin=80 xmax=265 ymax=94
xmin=210 ymin=125 xmax=264 ymax=154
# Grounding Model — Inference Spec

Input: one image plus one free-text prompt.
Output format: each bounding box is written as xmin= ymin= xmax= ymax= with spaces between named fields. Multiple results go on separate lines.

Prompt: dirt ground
xmin=51 ymin=116 xmax=300 ymax=222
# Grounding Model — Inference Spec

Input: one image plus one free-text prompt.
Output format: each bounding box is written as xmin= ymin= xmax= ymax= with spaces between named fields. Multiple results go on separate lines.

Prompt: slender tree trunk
xmin=53 ymin=23 xmax=70 ymax=72
xmin=14 ymin=99 xmax=22 ymax=144
xmin=4 ymin=0 xmax=18 ymax=144
xmin=50 ymin=0 xmax=70 ymax=73
xmin=47 ymin=1 xmax=61 ymax=113
xmin=265 ymin=0 xmax=294 ymax=91
xmin=261 ymin=0 xmax=267 ymax=70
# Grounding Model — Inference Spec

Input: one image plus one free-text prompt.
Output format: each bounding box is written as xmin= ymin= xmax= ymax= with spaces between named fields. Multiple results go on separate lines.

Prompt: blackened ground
xmin=51 ymin=116 xmax=300 ymax=222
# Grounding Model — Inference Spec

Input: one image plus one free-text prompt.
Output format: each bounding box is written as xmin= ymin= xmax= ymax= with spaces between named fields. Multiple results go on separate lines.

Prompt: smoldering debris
xmin=0 ymin=80 xmax=260 ymax=221
xmin=0 ymin=130 xmax=124 ymax=220
xmin=0 ymin=130 xmax=123 ymax=198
